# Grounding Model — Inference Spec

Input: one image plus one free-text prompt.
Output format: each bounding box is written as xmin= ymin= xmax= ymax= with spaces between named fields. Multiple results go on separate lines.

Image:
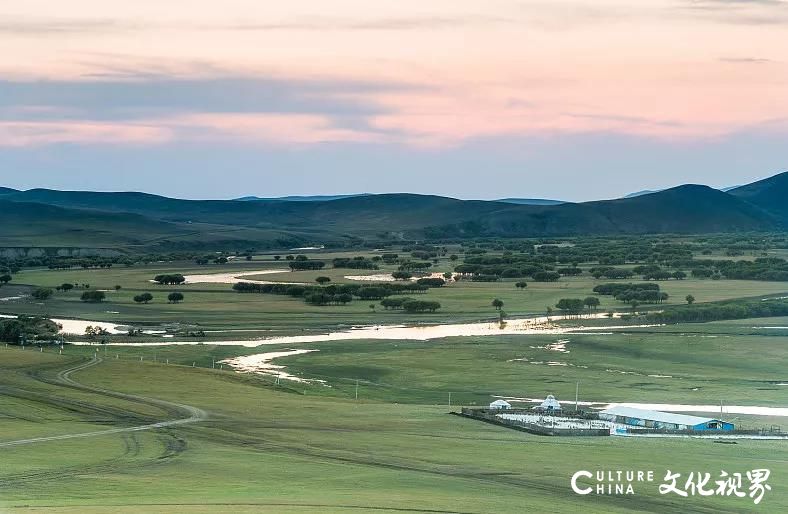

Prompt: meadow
xmin=1 ymin=346 xmax=786 ymax=513
xmin=4 ymin=254 xmax=788 ymax=337
xmin=1 ymin=247 xmax=787 ymax=512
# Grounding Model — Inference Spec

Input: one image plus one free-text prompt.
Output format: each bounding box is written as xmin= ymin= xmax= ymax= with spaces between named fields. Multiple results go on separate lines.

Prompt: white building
xmin=489 ymin=399 xmax=512 ymax=410
xmin=534 ymin=395 xmax=562 ymax=413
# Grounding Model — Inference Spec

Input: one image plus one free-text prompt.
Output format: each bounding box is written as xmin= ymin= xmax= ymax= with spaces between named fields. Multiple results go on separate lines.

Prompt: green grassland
xmin=1 ymin=347 xmax=786 ymax=513
xmin=41 ymin=325 xmax=788 ymax=423
xmin=3 ymin=256 xmax=788 ymax=336
xmin=2 ymin=248 xmax=788 ymax=512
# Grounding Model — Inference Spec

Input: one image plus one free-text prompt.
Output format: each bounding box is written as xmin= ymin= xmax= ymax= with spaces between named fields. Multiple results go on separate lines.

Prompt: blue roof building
xmin=599 ymin=406 xmax=734 ymax=431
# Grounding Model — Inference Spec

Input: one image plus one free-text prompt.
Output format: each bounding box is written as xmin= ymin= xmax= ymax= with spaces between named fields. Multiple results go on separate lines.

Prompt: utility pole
xmin=575 ymin=382 xmax=580 ymax=412
xmin=355 ymin=379 xmax=359 ymax=400
xmin=448 ymin=392 xmax=452 ymax=408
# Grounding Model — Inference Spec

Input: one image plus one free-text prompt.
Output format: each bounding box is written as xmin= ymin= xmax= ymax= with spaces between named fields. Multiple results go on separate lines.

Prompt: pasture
xmin=1 ymin=246 xmax=787 ymax=512
xmin=3 ymin=253 xmax=788 ymax=336
xmin=1 ymin=347 xmax=786 ymax=513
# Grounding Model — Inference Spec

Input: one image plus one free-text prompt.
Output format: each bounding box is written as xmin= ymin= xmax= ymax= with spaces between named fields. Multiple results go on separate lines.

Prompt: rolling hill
xmin=1 ymin=173 xmax=786 ymax=249
xmin=0 ymin=199 xmax=186 ymax=247
xmin=728 ymin=171 xmax=788 ymax=221
xmin=424 ymin=185 xmax=783 ymax=238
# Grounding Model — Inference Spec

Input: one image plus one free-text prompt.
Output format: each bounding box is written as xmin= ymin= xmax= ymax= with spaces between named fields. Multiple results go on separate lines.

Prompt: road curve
xmin=0 ymin=356 xmax=207 ymax=448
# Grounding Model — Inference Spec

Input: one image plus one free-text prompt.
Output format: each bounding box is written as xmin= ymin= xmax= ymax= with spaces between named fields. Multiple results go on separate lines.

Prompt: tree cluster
xmin=332 ymin=257 xmax=379 ymax=270
xmin=153 ymin=274 xmax=186 ymax=285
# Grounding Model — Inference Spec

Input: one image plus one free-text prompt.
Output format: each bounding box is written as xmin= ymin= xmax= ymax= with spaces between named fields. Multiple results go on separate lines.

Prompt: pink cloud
xmin=0 ymin=120 xmax=171 ymax=147
xmin=0 ymin=113 xmax=382 ymax=148
xmin=167 ymin=113 xmax=381 ymax=145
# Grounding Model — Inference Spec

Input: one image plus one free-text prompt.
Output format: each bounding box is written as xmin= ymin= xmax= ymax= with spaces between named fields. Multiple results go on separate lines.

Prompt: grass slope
xmin=0 ymin=199 xmax=186 ymax=247
xmin=2 ymin=347 xmax=785 ymax=513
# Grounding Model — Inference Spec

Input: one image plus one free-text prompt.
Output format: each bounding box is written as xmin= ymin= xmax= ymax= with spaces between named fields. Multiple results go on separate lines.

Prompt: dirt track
xmin=0 ymin=356 xmax=207 ymax=449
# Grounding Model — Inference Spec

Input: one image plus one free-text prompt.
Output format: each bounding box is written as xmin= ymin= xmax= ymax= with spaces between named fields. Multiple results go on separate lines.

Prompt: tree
xmin=673 ymin=271 xmax=687 ymax=280
xmin=556 ymin=298 xmax=585 ymax=316
xmin=391 ymin=271 xmax=412 ymax=280
xmin=515 ymin=281 xmax=528 ymax=290
xmin=60 ymin=283 xmax=75 ymax=292
xmin=114 ymin=285 xmax=122 ymax=291
xmin=0 ymin=274 xmax=11 ymax=285
xmin=214 ymin=256 xmax=228 ymax=264
xmin=274 ymin=255 xmax=282 ymax=261
xmin=153 ymin=274 xmax=186 ymax=285
xmin=84 ymin=325 xmax=109 ymax=339
xmin=31 ymin=288 xmax=54 ymax=301
xmin=533 ymin=271 xmax=560 ymax=282
xmin=449 ymin=254 xmax=459 ymax=263
xmin=416 ymin=277 xmax=445 ymax=287
xmin=492 ymin=298 xmax=504 ymax=311
xmin=443 ymin=272 xmax=453 ymax=281
xmin=0 ymin=316 xmax=58 ymax=343
xmin=289 ymin=260 xmax=325 ymax=271
xmin=402 ymin=300 xmax=441 ymax=313
xmin=81 ymin=290 xmax=106 ymax=303
xmin=685 ymin=294 xmax=695 ymax=305
xmin=133 ymin=292 xmax=154 ymax=304
xmin=583 ymin=296 xmax=600 ymax=311
xmin=315 ymin=276 xmax=331 ymax=285
xmin=168 ymin=292 xmax=184 ymax=303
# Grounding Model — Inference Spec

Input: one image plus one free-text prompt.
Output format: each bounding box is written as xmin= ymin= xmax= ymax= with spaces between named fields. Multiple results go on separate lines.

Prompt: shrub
xmin=81 ymin=290 xmax=106 ymax=303
xmin=402 ymin=300 xmax=441 ymax=313
xmin=133 ymin=293 xmax=154 ymax=304
xmin=31 ymin=288 xmax=54 ymax=301
xmin=416 ymin=278 xmax=446 ymax=288
xmin=168 ymin=292 xmax=184 ymax=303
xmin=533 ymin=271 xmax=560 ymax=282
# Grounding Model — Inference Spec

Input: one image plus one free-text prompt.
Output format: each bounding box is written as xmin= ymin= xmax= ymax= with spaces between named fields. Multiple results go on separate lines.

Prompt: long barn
xmin=599 ymin=406 xmax=734 ymax=431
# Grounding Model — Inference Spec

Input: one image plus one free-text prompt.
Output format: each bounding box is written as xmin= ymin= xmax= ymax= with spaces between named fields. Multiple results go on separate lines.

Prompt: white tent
xmin=489 ymin=399 xmax=512 ymax=410
xmin=536 ymin=395 xmax=562 ymax=412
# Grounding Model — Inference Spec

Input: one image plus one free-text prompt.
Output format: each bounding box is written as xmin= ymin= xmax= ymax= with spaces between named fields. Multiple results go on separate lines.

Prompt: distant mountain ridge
xmin=494 ymin=198 xmax=565 ymax=205
xmin=1 ymin=172 xmax=786 ymax=249
xmin=236 ymin=194 xmax=369 ymax=202
xmin=624 ymin=189 xmax=661 ymax=198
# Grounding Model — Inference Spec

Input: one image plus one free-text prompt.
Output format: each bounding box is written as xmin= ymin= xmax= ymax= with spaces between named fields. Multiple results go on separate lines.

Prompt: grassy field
xmin=1 ymin=347 xmax=786 ymax=513
xmin=37 ymin=324 xmax=788 ymax=423
xmin=2 ymin=249 xmax=787 ymax=512
xmin=3 ymin=256 xmax=787 ymax=336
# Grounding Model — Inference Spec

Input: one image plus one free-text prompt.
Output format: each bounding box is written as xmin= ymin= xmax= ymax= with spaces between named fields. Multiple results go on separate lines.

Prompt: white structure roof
xmin=539 ymin=395 xmax=561 ymax=410
xmin=601 ymin=406 xmax=718 ymax=426
xmin=490 ymin=399 xmax=511 ymax=408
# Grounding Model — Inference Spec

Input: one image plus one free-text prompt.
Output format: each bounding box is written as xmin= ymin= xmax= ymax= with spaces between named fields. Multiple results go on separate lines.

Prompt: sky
xmin=0 ymin=0 xmax=786 ymax=201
